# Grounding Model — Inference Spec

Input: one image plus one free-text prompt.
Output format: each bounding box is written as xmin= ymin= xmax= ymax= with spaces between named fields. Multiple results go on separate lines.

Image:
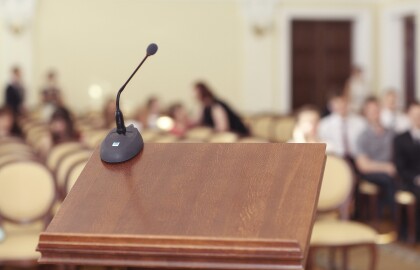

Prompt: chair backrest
xmin=251 ymin=115 xmax=275 ymax=140
xmin=0 ymin=142 xmax=35 ymax=156
xmin=141 ymin=129 xmax=160 ymax=142
xmin=185 ymin=127 xmax=213 ymax=141
xmin=0 ymin=152 xmax=37 ymax=167
xmin=237 ymin=137 xmax=269 ymax=143
xmin=56 ymin=150 xmax=92 ymax=189
xmin=65 ymin=160 xmax=88 ymax=195
xmin=152 ymin=134 xmax=179 ymax=143
xmin=46 ymin=142 xmax=84 ymax=170
xmin=0 ymin=161 xmax=56 ymax=224
xmin=318 ymin=155 xmax=354 ymax=219
xmin=83 ymin=130 xmax=109 ymax=149
xmin=208 ymin=132 xmax=239 ymax=143
xmin=272 ymin=116 xmax=295 ymax=142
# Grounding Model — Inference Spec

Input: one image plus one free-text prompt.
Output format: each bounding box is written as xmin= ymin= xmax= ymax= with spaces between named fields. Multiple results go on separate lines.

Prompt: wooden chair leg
xmin=306 ymin=247 xmax=316 ymax=270
xmin=342 ymin=247 xmax=349 ymax=270
xmin=329 ymin=248 xmax=336 ymax=270
xmin=368 ymin=244 xmax=377 ymax=270
xmin=407 ymin=204 xmax=416 ymax=244
xmin=371 ymin=194 xmax=379 ymax=226
xmin=395 ymin=203 xmax=402 ymax=238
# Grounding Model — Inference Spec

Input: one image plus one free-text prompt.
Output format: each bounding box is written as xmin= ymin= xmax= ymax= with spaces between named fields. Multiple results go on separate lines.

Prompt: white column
xmin=240 ymin=0 xmax=278 ymax=114
xmin=0 ymin=0 xmax=36 ymax=106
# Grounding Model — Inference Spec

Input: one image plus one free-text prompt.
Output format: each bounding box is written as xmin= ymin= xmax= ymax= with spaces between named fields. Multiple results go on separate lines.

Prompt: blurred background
xmin=0 ymin=0 xmax=420 ymax=270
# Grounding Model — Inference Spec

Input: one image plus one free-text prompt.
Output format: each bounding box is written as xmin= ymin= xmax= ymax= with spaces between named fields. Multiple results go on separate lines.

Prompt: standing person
xmin=4 ymin=66 xmax=25 ymax=116
xmin=319 ymin=93 xmax=366 ymax=160
xmin=194 ymin=81 xmax=249 ymax=135
xmin=355 ymin=97 xmax=397 ymax=217
xmin=380 ymin=89 xmax=410 ymax=134
xmin=344 ymin=66 xmax=369 ymax=113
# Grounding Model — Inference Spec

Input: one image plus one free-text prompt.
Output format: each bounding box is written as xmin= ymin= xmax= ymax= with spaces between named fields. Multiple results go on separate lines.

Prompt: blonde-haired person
xmin=290 ymin=105 xmax=335 ymax=153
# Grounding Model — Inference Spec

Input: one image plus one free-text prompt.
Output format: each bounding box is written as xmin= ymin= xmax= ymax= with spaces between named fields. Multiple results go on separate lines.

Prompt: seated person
xmin=355 ymin=97 xmax=396 ymax=217
xmin=137 ymin=96 xmax=161 ymax=130
xmin=319 ymin=93 xmax=366 ymax=160
xmin=0 ymin=106 xmax=22 ymax=138
xmin=38 ymin=107 xmax=80 ymax=156
xmin=394 ymin=102 xmax=420 ymax=212
xmin=290 ymin=105 xmax=335 ymax=153
xmin=380 ymin=89 xmax=410 ymax=134
xmin=168 ymin=103 xmax=192 ymax=137
xmin=193 ymin=81 xmax=249 ymax=135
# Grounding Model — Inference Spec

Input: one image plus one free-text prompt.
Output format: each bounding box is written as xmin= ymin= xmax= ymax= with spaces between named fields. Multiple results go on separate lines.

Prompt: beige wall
xmin=34 ymin=0 xmax=244 ymax=114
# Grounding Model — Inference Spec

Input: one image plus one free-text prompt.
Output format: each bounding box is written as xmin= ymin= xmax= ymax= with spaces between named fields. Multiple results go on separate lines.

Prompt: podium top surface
xmin=39 ymin=143 xmax=326 ymax=270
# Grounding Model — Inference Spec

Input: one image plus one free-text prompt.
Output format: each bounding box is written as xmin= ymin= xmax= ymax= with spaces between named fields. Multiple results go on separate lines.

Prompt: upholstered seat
xmin=208 ymin=132 xmax=238 ymax=143
xmin=395 ymin=190 xmax=416 ymax=205
xmin=359 ymin=180 xmax=379 ymax=195
xmin=311 ymin=220 xmax=377 ymax=246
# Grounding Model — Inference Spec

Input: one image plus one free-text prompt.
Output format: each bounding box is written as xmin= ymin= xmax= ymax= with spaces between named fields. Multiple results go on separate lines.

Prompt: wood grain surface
xmin=38 ymin=143 xmax=326 ymax=270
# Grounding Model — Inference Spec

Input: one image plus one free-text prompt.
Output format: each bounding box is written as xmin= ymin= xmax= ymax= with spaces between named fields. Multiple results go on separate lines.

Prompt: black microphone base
xmin=100 ymin=124 xmax=144 ymax=163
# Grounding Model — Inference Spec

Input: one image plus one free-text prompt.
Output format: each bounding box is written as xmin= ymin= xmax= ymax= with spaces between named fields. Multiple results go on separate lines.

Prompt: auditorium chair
xmin=64 ymin=160 xmax=88 ymax=195
xmin=308 ymin=155 xmax=378 ymax=270
xmin=358 ymin=180 xmax=379 ymax=224
xmin=185 ymin=127 xmax=213 ymax=141
xmin=395 ymin=190 xmax=417 ymax=244
xmin=46 ymin=142 xmax=86 ymax=171
xmin=141 ymin=129 xmax=160 ymax=142
xmin=249 ymin=115 xmax=273 ymax=140
xmin=0 ymin=142 xmax=35 ymax=157
xmin=82 ymin=129 xmax=109 ymax=149
xmin=237 ymin=137 xmax=269 ymax=143
xmin=152 ymin=134 xmax=179 ymax=143
xmin=0 ymin=160 xmax=56 ymax=267
xmin=208 ymin=132 xmax=238 ymax=143
xmin=55 ymin=150 xmax=92 ymax=199
xmin=271 ymin=116 xmax=295 ymax=142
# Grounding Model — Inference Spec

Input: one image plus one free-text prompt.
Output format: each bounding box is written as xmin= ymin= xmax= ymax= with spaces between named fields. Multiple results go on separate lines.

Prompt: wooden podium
xmin=37 ymin=143 xmax=326 ymax=270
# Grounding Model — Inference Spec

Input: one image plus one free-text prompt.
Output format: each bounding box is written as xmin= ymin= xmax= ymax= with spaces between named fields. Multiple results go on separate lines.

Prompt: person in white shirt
xmin=319 ymin=94 xmax=366 ymax=159
xmin=380 ymin=90 xmax=410 ymax=134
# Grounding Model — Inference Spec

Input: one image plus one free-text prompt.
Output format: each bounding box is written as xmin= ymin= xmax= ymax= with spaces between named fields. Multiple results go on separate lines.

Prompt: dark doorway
xmin=404 ymin=16 xmax=416 ymax=107
xmin=292 ymin=20 xmax=352 ymax=111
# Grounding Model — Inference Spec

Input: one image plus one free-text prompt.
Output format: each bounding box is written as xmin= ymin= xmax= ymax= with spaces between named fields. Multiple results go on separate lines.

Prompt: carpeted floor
xmin=313 ymin=243 xmax=420 ymax=270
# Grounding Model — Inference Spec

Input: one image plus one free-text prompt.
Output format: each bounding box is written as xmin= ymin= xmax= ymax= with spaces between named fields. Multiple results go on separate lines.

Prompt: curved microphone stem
xmin=115 ymin=54 xmax=150 ymax=134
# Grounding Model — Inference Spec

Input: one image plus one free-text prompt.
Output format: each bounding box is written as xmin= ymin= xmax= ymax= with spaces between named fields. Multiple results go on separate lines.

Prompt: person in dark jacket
xmin=194 ymin=81 xmax=249 ymax=135
xmin=4 ymin=66 xmax=25 ymax=116
xmin=394 ymin=102 xmax=420 ymax=199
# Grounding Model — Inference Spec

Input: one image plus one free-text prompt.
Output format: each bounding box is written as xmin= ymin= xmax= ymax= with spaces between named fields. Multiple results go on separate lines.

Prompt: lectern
xmin=37 ymin=143 xmax=326 ymax=270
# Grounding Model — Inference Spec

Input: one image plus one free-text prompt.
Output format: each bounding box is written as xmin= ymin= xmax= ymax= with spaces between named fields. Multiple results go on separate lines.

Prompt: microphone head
xmin=147 ymin=43 xmax=158 ymax=56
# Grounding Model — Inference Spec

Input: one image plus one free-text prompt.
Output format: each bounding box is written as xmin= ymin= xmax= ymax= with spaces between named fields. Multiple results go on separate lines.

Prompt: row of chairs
xmin=0 ymin=140 xmax=57 ymax=267
xmin=244 ymin=114 xmax=295 ymax=142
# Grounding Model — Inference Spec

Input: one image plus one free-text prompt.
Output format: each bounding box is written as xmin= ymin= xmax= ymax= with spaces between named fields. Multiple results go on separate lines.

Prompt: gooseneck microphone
xmin=100 ymin=43 xmax=158 ymax=163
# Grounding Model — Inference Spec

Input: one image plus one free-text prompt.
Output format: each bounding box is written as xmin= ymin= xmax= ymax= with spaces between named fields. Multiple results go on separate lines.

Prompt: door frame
xmin=276 ymin=7 xmax=372 ymax=114
xmin=380 ymin=4 xmax=418 ymax=109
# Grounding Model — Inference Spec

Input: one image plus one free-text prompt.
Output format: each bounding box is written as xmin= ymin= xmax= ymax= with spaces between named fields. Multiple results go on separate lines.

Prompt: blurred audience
xmin=40 ymin=70 xmax=63 ymax=121
xmin=319 ymin=93 xmax=366 ymax=159
xmin=137 ymin=96 xmax=161 ymax=130
xmin=355 ymin=97 xmax=396 ymax=217
xmin=168 ymin=103 xmax=191 ymax=137
xmin=0 ymin=106 xmax=23 ymax=138
xmin=291 ymin=105 xmax=335 ymax=153
xmin=193 ymin=81 xmax=249 ymax=135
xmin=380 ymin=89 xmax=410 ymax=134
xmin=102 ymin=98 xmax=116 ymax=129
xmin=394 ymin=102 xmax=420 ymax=205
xmin=344 ymin=66 xmax=368 ymax=113
xmin=4 ymin=66 xmax=26 ymax=116
xmin=38 ymin=107 xmax=80 ymax=156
